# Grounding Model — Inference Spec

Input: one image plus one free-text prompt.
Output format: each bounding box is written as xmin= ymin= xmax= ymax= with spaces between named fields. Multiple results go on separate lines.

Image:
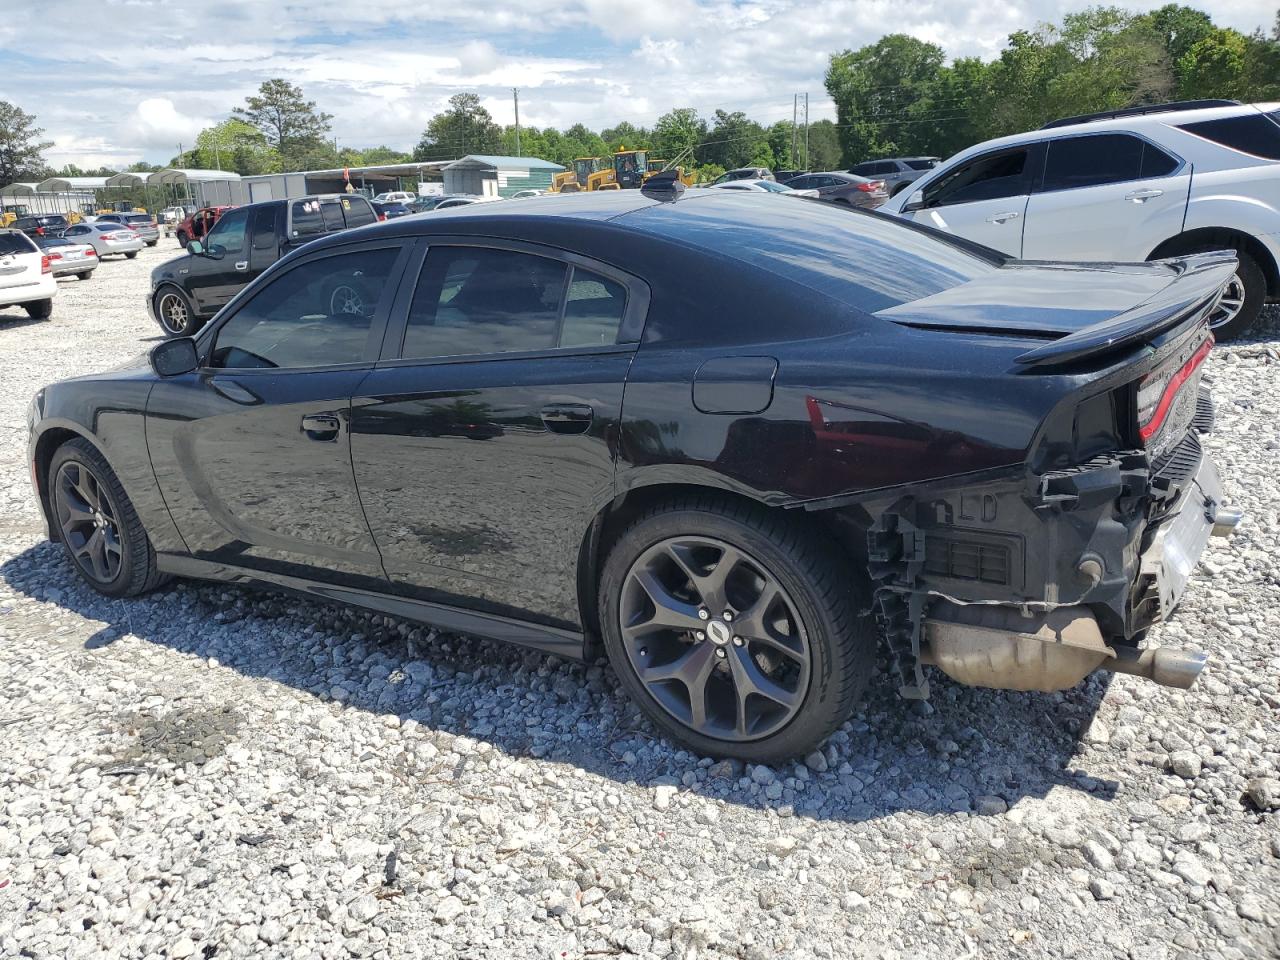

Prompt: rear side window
xmin=290 ymin=199 xmax=324 ymax=238
xmin=924 ymin=149 xmax=1030 ymax=206
xmin=0 ymin=233 xmax=35 ymax=255
xmin=1177 ymin=112 xmax=1280 ymax=161
xmin=1040 ymin=134 xmax=1179 ymax=191
xmin=561 ymin=270 xmax=628 ymax=348
xmin=320 ymin=201 xmax=345 ymax=232
xmin=211 ymin=247 xmax=401 ymax=369
xmin=342 ymin=197 xmax=376 ymax=227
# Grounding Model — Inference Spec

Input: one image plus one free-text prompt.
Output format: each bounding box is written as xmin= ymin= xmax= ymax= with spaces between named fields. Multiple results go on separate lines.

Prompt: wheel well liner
xmin=1149 ymin=228 xmax=1279 ymax=298
xmin=32 ymin=426 xmax=90 ymax=537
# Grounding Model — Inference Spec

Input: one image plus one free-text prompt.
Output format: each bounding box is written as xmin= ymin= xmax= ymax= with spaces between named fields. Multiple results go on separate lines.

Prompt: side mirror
xmin=186 ymin=240 xmax=204 ymax=256
xmin=150 ymin=337 xmax=199 ymax=377
xmin=902 ymin=189 xmax=926 ymax=213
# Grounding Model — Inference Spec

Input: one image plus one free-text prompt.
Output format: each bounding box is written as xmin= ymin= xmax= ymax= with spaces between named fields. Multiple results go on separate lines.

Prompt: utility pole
xmin=513 ymin=88 xmax=521 ymax=157
xmin=177 ymin=143 xmax=184 ymax=169
xmin=213 ymin=138 xmax=221 ymax=172
xmin=803 ymin=93 xmax=810 ymax=170
xmin=791 ymin=95 xmax=798 ymax=168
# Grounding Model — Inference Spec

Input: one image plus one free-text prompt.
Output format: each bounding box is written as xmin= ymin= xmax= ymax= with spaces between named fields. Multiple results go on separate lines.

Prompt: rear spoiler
xmin=1014 ymin=252 xmax=1236 ymax=368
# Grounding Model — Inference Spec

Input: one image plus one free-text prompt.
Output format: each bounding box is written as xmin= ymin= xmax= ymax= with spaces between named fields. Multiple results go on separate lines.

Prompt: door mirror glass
xmin=186 ymin=240 xmax=205 ymax=256
xmin=150 ymin=337 xmax=199 ymax=377
xmin=902 ymin=189 xmax=925 ymax=212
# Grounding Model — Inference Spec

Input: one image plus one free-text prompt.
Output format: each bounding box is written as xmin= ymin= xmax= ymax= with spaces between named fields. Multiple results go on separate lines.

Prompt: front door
xmin=1021 ymin=133 xmax=1191 ymax=262
xmin=186 ymin=206 xmax=252 ymax=316
xmin=901 ymin=145 xmax=1039 ymax=257
xmin=350 ymin=241 xmax=645 ymax=627
xmin=147 ymin=241 xmax=410 ymax=583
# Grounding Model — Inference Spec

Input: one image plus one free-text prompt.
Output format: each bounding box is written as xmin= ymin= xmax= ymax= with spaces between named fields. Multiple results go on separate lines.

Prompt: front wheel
xmin=24 ymin=298 xmax=52 ymax=319
xmin=125 ymin=251 xmax=138 ymax=260
xmin=145 ymin=240 xmax=157 ymax=247
xmin=154 ymin=287 xmax=199 ymax=337
xmin=48 ymin=438 xmax=168 ymax=597
xmin=77 ymin=271 xmax=92 ymax=280
xmin=598 ymin=496 xmax=875 ymax=762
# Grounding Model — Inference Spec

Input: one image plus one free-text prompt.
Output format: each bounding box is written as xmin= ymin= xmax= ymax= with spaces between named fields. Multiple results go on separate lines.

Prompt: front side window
xmin=905 ymin=158 xmax=937 ymax=171
xmin=210 ymin=247 xmax=400 ymax=369
xmin=401 ymin=247 xmax=630 ymax=360
xmin=924 ymin=149 xmax=1030 ymax=207
xmin=1177 ymin=112 xmax=1280 ymax=161
xmin=205 ymin=208 xmax=248 ymax=257
xmin=1040 ymin=134 xmax=1177 ymax=192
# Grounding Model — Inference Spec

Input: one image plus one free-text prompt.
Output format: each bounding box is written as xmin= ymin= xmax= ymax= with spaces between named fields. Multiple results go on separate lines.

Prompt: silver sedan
xmin=61 ymin=221 xmax=145 ymax=259
xmin=94 ymin=212 xmax=160 ymax=246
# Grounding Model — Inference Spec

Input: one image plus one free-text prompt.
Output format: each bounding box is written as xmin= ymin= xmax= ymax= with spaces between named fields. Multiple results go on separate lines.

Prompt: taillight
xmin=1137 ymin=336 xmax=1213 ymax=443
xmin=40 ymin=255 xmax=51 ymax=273
xmin=84 ymin=247 xmax=97 ymax=256
xmin=857 ymin=180 xmax=885 ymax=192
xmin=47 ymin=252 xmax=62 ymax=261
xmin=35 ymin=226 xmax=45 ymax=236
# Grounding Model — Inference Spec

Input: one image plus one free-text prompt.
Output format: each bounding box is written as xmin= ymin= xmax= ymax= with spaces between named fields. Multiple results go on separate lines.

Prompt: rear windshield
xmin=1177 ymin=111 xmax=1280 ymax=161
xmin=124 ymin=214 xmax=152 ymax=224
xmin=0 ymin=233 xmax=36 ymax=255
xmin=38 ymin=215 xmax=68 ymax=226
xmin=630 ymin=193 xmax=997 ymax=314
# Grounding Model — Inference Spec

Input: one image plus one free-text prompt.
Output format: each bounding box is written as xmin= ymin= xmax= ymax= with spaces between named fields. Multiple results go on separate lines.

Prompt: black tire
xmin=175 ymin=230 xmax=188 ymax=247
xmin=598 ymin=495 xmax=876 ymax=762
xmin=125 ymin=251 xmax=138 ymax=260
xmin=77 ymin=271 xmax=92 ymax=280
xmin=145 ymin=240 xmax=157 ymax=247
xmin=154 ymin=286 xmax=200 ymax=337
xmin=1211 ymin=248 xmax=1265 ymax=341
xmin=48 ymin=438 xmax=169 ymax=598
xmin=24 ymin=298 xmax=52 ymax=319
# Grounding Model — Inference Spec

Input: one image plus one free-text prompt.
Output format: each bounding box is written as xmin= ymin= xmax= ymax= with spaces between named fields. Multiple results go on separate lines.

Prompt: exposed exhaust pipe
xmin=1211 ymin=503 xmax=1244 ymax=538
xmin=1100 ymin=644 xmax=1207 ymax=689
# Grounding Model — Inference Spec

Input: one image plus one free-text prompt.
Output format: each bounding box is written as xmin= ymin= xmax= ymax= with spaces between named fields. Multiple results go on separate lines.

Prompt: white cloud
xmin=0 ymin=0 xmax=1273 ymax=169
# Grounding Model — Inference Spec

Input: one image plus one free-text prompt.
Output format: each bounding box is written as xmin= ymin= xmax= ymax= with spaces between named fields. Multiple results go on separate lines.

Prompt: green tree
xmin=601 ymin=121 xmax=649 ymax=152
xmin=653 ymin=108 xmax=706 ymax=164
xmin=804 ymin=119 xmax=843 ymax=170
xmin=414 ymin=93 xmax=502 ymax=161
xmin=1143 ymin=4 xmax=1215 ymax=63
xmin=232 ymin=79 xmax=333 ymax=169
xmin=0 ymin=101 xmax=51 ymax=184
xmin=698 ymin=110 xmax=769 ymax=169
xmin=194 ymin=118 xmax=278 ymax=175
xmin=1177 ymin=28 xmax=1249 ymax=98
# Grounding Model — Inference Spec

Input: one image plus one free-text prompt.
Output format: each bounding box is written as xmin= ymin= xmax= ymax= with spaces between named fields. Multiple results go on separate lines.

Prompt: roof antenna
xmin=641 ymin=170 xmax=685 ymax=202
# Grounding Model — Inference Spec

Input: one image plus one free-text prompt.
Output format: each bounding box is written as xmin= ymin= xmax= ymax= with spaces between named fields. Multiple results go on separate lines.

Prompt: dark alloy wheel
xmin=599 ymin=496 xmax=876 ymax=762
xmin=156 ymin=288 xmax=196 ymax=336
xmin=619 ymin=535 xmax=810 ymax=741
xmin=47 ymin=438 xmax=169 ymax=598
xmin=54 ymin=460 xmax=124 ymax=585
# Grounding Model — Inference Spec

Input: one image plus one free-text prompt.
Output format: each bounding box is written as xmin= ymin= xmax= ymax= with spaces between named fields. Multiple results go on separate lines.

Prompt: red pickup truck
xmin=173 ymin=205 xmax=235 ymax=247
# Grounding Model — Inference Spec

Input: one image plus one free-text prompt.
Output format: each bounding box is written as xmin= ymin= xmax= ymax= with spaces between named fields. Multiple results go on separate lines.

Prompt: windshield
xmin=574 ymin=159 xmax=596 ymax=184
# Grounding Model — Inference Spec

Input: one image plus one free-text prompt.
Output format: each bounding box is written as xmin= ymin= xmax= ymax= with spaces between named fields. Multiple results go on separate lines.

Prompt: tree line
xmin=1 ymin=3 xmax=1276 ymax=189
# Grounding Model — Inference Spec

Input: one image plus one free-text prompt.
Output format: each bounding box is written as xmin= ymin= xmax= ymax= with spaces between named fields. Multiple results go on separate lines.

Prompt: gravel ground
xmin=0 ymin=242 xmax=1277 ymax=960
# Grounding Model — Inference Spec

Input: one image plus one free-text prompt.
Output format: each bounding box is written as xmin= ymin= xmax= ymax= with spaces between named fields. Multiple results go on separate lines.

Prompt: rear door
xmin=145 ymin=240 xmax=411 ymax=583
xmin=900 ymin=145 xmax=1040 ymax=257
xmin=350 ymin=239 xmax=647 ymax=628
xmin=1021 ymin=133 xmax=1190 ymax=262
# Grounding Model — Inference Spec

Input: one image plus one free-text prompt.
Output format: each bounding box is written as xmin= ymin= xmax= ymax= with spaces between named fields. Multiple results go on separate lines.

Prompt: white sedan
xmin=61 ymin=221 xmax=145 ymax=260
xmin=707 ymin=178 xmax=819 ymax=199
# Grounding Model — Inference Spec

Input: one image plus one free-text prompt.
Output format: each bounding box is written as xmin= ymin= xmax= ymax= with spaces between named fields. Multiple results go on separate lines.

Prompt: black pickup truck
xmin=148 ymin=194 xmax=378 ymax=336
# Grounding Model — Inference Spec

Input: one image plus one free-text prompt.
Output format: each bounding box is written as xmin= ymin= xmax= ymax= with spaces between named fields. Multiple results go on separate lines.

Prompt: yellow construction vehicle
xmin=584 ymin=148 xmax=649 ymax=191
xmin=644 ymin=158 xmax=695 ymax=188
xmin=552 ymin=157 xmax=607 ymax=193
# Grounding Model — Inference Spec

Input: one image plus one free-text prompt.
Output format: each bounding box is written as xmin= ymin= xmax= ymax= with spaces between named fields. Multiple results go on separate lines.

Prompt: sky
xmin=0 ymin=0 xmax=1274 ymax=171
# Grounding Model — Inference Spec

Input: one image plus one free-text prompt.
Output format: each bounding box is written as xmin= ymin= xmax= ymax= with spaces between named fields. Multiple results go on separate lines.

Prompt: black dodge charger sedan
xmin=27 ymin=187 xmax=1241 ymax=761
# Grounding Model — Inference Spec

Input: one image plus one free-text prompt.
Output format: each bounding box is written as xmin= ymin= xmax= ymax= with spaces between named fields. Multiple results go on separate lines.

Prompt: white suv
xmin=0 ymin=229 xmax=56 ymax=320
xmin=880 ymin=100 xmax=1280 ymax=339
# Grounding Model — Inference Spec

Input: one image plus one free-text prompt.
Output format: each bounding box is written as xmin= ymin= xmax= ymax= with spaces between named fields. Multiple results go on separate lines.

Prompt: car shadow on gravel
xmin=1 ymin=541 xmax=1118 ymax=823
xmin=0 ymin=313 xmax=52 ymax=331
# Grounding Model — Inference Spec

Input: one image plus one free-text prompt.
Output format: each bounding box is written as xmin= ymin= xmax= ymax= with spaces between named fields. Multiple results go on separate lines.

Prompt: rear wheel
xmin=145 ymin=240 xmax=157 ymax=247
xmin=49 ymin=438 xmax=168 ymax=597
xmin=125 ymin=251 xmax=138 ymax=260
xmin=1167 ymin=242 xmax=1266 ymax=341
xmin=175 ymin=230 xmax=188 ymax=247
xmin=24 ymin=298 xmax=52 ymax=319
xmin=598 ymin=496 xmax=875 ymax=762
xmin=77 ymin=271 xmax=92 ymax=280
xmin=155 ymin=287 xmax=199 ymax=337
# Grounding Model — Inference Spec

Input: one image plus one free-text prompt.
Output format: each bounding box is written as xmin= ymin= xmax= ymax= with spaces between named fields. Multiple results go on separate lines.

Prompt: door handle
xmin=985 ymin=211 xmax=1020 ymax=223
xmin=301 ymin=413 xmax=342 ymax=442
xmin=234 ymin=260 xmax=249 ymax=271
xmin=540 ymin=403 xmax=594 ymax=435
xmin=1125 ymin=188 xmax=1163 ymax=203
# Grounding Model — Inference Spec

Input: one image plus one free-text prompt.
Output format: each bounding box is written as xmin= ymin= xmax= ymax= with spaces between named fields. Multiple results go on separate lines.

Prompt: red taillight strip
xmin=1139 ymin=336 xmax=1214 ymax=441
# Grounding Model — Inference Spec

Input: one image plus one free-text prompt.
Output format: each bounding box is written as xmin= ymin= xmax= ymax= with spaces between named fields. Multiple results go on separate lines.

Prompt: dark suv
xmin=148 ymin=194 xmax=378 ymax=336
xmin=848 ymin=157 xmax=939 ymax=196
xmin=10 ymin=214 xmax=69 ymax=238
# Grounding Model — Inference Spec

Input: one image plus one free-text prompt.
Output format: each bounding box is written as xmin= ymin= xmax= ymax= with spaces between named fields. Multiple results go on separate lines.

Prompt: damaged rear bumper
xmin=921 ymin=454 xmax=1239 ymax=693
